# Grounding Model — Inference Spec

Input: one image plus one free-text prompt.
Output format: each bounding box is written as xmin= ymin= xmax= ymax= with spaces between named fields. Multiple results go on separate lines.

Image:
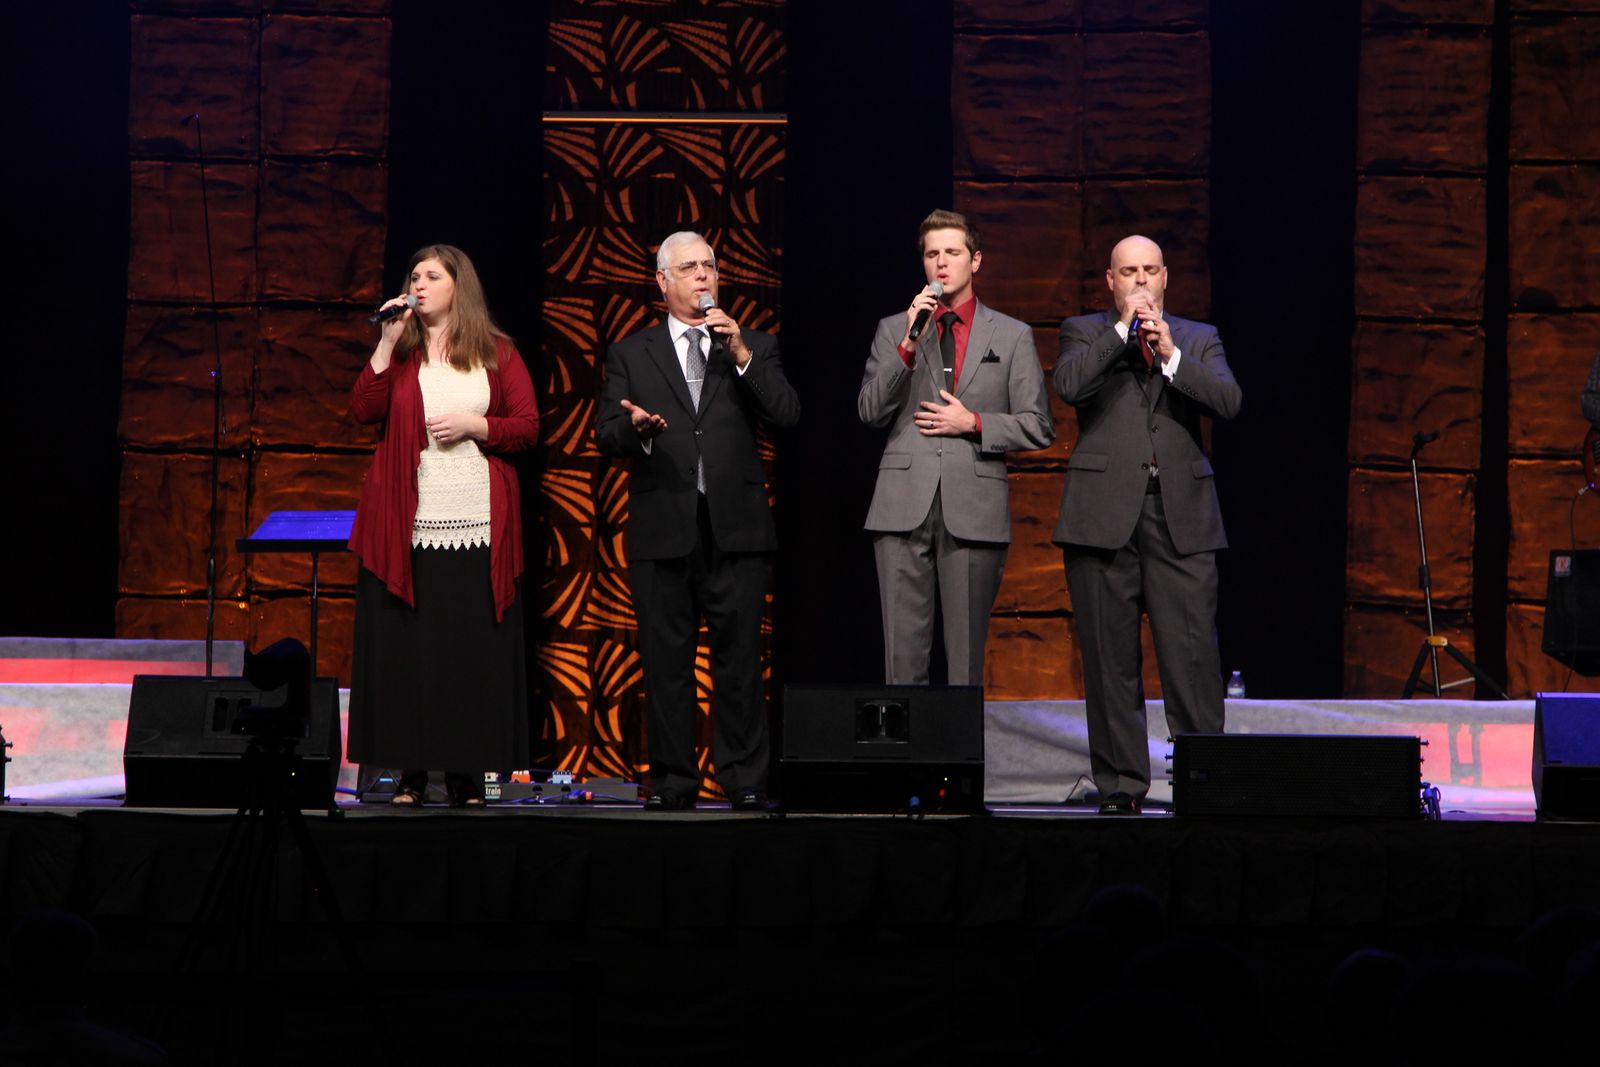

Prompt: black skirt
xmin=348 ymin=545 xmax=529 ymax=771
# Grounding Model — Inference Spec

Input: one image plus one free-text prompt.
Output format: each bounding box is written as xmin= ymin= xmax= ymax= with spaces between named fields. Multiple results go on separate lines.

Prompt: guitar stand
xmin=1401 ymin=431 xmax=1509 ymax=699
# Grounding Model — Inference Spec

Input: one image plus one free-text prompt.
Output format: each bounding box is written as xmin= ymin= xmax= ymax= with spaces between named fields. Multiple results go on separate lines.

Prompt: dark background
xmin=9 ymin=0 xmax=1358 ymax=698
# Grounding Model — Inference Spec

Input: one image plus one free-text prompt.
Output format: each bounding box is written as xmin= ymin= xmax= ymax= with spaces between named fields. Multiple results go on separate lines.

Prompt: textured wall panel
xmin=984 ymin=615 xmax=1080 ymax=701
xmin=258 ymin=161 xmax=388 ymax=301
xmin=129 ymin=16 xmax=260 ymax=159
xmin=1344 ymin=604 xmax=1477 ymax=698
xmin=1512 ymin=19 xmax=1600 ymax=162
xmin=1347 ymin=468 xmax=1475 ymax=607
xmin=1504 ymin=603 xmax=1600 ymax=700
xmin=247 ymin=452 xmax=367 ymax=592
xmin=1347 ymin=321 xmax=1484 ymax=468
xmin=257 ymin=309 xmax=380 ymax=449
xmin=1082 ymin=33 xmax=1209 ymax=174
xmin=266 ymin=0 xmax=392 ymax=13
xmin=119 ymin=453 xmax=250 ymax=598
xmin=955 ymin=0 xmax=1208 ymax=27
xmin=132 ymin=0 xmax=260 ymax=12
xmin=1506 ymin=313 xmax=1600 ymax=454
xmin=542 ymin=3 xmax=785 ymax=790
xmin=1509 ymin=0 xmax=1600 ymax=14
xmin=1505 ymin=458 xmax=1590 ymax=601
xmin=121 ymin=5 xmax=391 ymax=693
xmin=952 ymin=34 xmax=1084 ymax=178
xmin=992 ymin=471 xmax=1068 ymax=616
xmin=1509 ymin=165 xmax=1600 ymax=310
xmin=1357 ymin=29 xmax=1491 ymax=172
xmin=261 ymin=15 xmax=391 ymax=157
xmin=128 ymin=162 xmax=260 ymax=303
xmin=1086 ymin=0 xmax=1208 ymax=27
xmin=1082 ymin=180 xmax=1211 ymax=318
xmin=253 ymin=594 xmax=354 ymax=681
xmin=952 ymin=181 xmax=1083 ymax=322
xmin=955 ymin=7 xmax=1211 ymax=701
xmin=955 ymin=0 xmax=1082 ymax=28
xmin=546 ymin=8 xmax=786 ymax=112
xmin=537 ymin=297 xmax=610 ymax=460
xmin=1526 ymin=603 xmax=1600 ymax=699
xmin=116 ymin=597 xmax=252 ymax=644
xmin=120 ymin=307 xmax=257 ymax=451
xmin=1363 ymin=0 xmax=1494 ymax=21
xmin=1354 ymin=176 xmax=1487 ymax=318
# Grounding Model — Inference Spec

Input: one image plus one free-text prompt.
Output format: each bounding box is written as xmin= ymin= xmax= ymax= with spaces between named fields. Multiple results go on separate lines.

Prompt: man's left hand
xmin=704 ymin=307 xmax=752 ymax=367
xmin=916 ymin=390 xmax=978 ymax=436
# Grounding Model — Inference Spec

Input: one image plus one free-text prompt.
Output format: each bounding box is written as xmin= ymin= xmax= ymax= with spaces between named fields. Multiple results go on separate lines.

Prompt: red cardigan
xmin=347 ymin=339 xmax=540 ymax=622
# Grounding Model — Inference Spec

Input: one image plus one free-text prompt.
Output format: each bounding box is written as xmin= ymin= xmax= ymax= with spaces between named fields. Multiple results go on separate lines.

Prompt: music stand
xmin=235 ymin=510 xmax=355 ymax=671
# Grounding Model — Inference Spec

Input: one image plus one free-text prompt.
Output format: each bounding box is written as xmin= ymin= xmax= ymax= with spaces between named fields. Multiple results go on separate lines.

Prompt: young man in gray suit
xmin=1053 ymin=234 xmax=1243 ymax=815
xmin=859 ymin=210 xmax=1054 ymax=685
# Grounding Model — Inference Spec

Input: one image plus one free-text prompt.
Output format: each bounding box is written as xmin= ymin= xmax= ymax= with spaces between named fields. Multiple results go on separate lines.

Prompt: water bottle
xmin=1225 ymin=671 xmax=1246 ymax=699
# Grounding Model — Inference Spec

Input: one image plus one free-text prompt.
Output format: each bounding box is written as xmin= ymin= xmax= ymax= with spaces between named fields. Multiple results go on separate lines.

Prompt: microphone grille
xmin=405 ymin=294 xmax=419 ymax=310
xmin=930 ymin=281 xmax=945 ymax=298
xmin=696 ymin=292 xmax=716 ymax=312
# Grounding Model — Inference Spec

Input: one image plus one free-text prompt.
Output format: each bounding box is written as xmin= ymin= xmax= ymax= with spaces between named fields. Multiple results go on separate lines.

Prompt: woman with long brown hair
xmin=346 ymin=244 xmax=539 ymax=806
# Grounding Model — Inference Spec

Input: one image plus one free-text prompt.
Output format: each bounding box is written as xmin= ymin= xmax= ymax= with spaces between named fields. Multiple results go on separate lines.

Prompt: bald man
xmin=1052 ymin=235 xmax=1242 ymax=814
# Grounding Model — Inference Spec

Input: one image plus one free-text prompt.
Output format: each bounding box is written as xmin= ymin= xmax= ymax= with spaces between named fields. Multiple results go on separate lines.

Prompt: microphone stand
xmin=1401 ymin=430 xmax=1509 ymax=699
xmin=183 ymin=112 xmax=226 ymax=677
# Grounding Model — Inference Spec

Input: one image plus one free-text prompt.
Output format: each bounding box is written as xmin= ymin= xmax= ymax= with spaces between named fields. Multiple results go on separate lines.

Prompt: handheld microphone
xmin=907 ymin=281 xmax=945 ymax=343
xmin=368 ymin=294 xmax=418 ymax=325
xmin=696 ymin=292 xmax=725 ymax=353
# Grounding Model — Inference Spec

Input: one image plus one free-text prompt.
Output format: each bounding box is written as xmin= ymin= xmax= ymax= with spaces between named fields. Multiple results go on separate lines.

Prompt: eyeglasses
xmin=665 ymin=259 xmax=718 ymax=278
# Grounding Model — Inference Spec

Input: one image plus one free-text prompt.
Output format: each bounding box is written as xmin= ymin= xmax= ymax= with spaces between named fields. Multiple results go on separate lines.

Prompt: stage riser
xmin=1 ymin=691 xmax=1541 ymax=812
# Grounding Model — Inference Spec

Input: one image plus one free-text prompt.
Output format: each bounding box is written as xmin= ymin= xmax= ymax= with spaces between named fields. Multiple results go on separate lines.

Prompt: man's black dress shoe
xmin=1098 ymin=792 xmax=1141 ymax=816
xmin=730 ymin=789 xmax=768 ymax=813
xmin=643 ymin=793 xmax=695 ymax=811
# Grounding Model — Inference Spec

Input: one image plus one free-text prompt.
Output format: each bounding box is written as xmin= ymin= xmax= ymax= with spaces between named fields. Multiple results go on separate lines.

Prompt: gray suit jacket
xmin=859 ymin=300 xmax=1054 ymax=543
xmin=1051 ymin=310 xmax=1242 ymax=555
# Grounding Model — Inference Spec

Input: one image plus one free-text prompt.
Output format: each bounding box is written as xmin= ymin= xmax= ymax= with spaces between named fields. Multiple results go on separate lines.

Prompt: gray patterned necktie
xmin=684 ymin=328 xmax=707 ymax=492
xmin=684 ymin=328 xmax=707 ymax=411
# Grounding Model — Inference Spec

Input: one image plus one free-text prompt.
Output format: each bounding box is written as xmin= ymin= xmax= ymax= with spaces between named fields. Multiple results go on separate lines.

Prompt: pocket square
xmin=981 ymin=350 xmax=1000 ymax=363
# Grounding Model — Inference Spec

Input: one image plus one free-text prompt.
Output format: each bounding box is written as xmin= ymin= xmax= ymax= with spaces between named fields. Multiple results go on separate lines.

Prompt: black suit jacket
xmin=1051 ymin=310 xmax=1242 ymax=555
xmin=596 ymin=321 xmax=800 ymax=561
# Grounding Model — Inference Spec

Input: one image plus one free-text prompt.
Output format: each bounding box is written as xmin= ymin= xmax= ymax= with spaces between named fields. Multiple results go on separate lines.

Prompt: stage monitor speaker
xmin=779 ymin=684 xmax=983 ymax=814
xmin=1541 ymin=549 xmax=1600 ymax=675
xmin=1172 ymin=734 xmax=1421 ymax=819
xmin=123 ymin=675 xmax=342 ymax=808
xmin=1533 ymin=693 xmax=1600 ymax=821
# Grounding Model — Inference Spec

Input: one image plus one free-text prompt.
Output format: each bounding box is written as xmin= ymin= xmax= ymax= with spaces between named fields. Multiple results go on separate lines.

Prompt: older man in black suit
xmin=1053 ymin=235 xmax=1242 ymax=815
xmin=596 ymin=231 xmax=800 ymax=810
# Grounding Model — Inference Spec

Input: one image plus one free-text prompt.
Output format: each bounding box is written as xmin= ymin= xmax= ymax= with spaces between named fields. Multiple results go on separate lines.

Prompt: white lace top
xmin=412 ymin=360 xmax=491 ymax=549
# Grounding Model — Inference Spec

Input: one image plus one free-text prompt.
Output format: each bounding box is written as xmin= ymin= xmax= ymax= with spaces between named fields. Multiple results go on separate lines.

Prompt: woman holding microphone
xmin=346 ymin=245 xmax=539 ymax=807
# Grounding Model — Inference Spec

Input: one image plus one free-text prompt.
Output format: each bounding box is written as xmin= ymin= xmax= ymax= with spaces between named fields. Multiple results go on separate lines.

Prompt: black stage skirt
xmin=348 ymin=545 xmax=529 ymax=771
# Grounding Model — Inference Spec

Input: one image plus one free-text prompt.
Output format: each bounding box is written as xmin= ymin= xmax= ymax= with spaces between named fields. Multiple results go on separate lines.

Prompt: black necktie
xmin=938 ymin=311 xmax=958 ymax=393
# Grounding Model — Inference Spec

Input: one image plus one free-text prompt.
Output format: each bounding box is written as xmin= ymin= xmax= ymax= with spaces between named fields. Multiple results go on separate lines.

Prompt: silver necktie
xmin=684 ymin=328 xmax=707 ymax=493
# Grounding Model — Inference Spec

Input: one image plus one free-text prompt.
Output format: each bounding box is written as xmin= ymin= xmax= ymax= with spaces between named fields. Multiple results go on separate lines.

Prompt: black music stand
xmin=235 ymin=510 xmax=355 ymax=670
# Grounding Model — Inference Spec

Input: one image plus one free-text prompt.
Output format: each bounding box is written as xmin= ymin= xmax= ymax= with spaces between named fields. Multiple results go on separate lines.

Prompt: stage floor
xmin=1 ymin=789 xmax=1592 ymax=1062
